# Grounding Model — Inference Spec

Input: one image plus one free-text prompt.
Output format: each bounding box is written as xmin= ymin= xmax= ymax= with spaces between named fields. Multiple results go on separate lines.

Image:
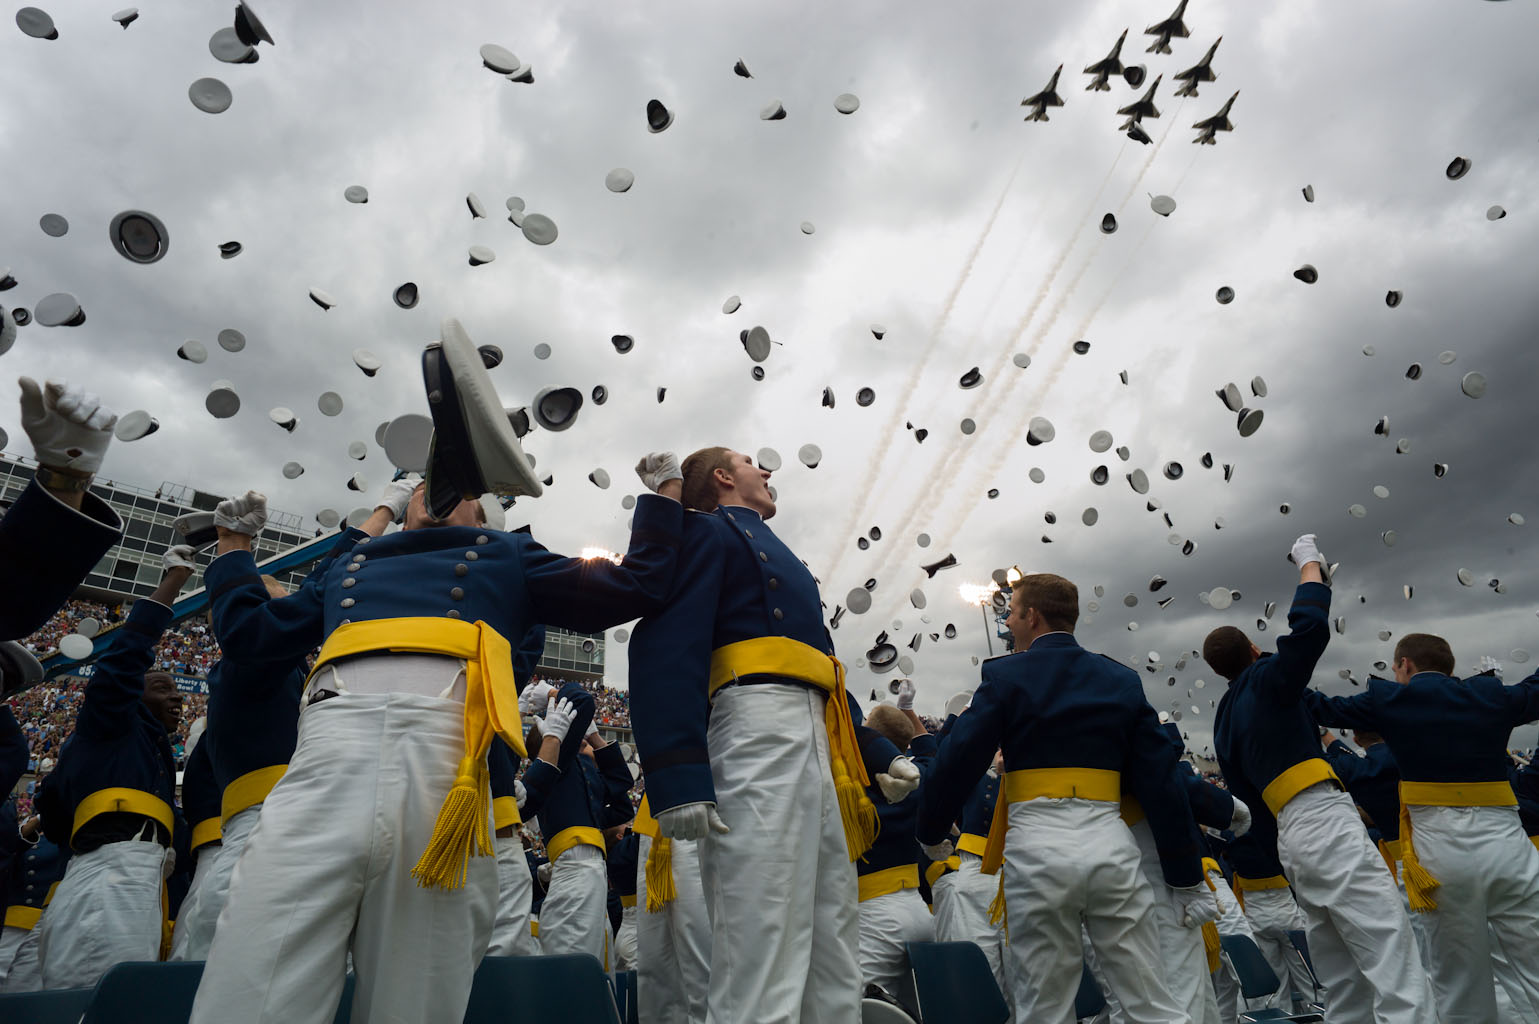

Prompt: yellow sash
xmin=956 ymin=832 xmax=989 ymax=858
xmin=548 ymin=826 xmax=605 ymax=863
xmin=621 ymin=894 xmax=637 ymax=908
xmin=71 ymin=788 xmax=174 ymax=847
xmin=1233 ymin=874 xmax=1290 ymax=892
xmin=708 ymin=636 xmax=878 ymax=861
xmin=925 ymin=856 xmax=960 ymax=887
xmin=190 ymin=816 xmax=222 ymax=851
xmin=1398 ymin=780 xmax=1517 ymax=912
xmin=1200 ymin=858 xmax=1224 ymax=973
xmin=981 ymin=768 xmax=1121 ymax=875
xmin=221 ymin=765 xmax=287 ymax=824
xmin=492 ymin=796 xmax=522 ymax=830
xmin=633 ymin=795 xmax=678 ymax=913
xmin=4 ymin=905 xmax=41 ymax=930
xmin=859 ymin=864 xmax=919 ymax=902
xmin=1260 ymin=758 xmax=1340 ymax=818
xmin=311 ymin=616 xmax=527 ymax=890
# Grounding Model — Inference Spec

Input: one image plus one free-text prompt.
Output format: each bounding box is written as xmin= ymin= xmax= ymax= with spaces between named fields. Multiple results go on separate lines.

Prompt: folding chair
xmin=862 ymin=993 xmax=920 ymax=1023
xmin=905 ymin=941 xmax=1009 ymax=1024
xmin=0 ymin=986 xmax=96 ymax=1024
xmin=467 ymin=954 xmax=620 ymax=1024
xmin=1075 ymin=959 xmax=1107 ymax=1019
xmin=1218 ymin=934 xmax=1324 ymax=1023
xmin=610 ymin=969 xmax=638 ymax=1024
xmin=80 ymin=960 xmax=206 ymax=1024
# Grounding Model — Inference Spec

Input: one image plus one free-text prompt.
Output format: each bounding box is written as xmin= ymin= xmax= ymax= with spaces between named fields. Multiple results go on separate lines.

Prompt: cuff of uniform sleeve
xmin=1291 ymin=580 xmax=1331 ymax=612
xmin=205 ymin=548 xmax=262 ymax=596
xmin=124 ymin=596 xmax=174 ymax=634
xmin=1159 ymin=852 xmax=1203 ymax=889
xmin=641 ymin=761 xmax=716 ymax=814
xmin=629 ymin=492 xmax=683 ymax=544
xmin=908 ymin=733 xmax=938 ymax=758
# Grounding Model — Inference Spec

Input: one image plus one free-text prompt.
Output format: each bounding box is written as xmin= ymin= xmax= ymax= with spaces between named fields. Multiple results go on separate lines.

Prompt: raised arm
xmin=917 ymin=669 xmax=1005 ymax=848
xmin=1302 ymin=685 xmax=1380 ymax=732
xmin=1501 ymin=667 xmax=1539 ymax=728
xmin=1255 ymin=535 xmax=1333 ymax=704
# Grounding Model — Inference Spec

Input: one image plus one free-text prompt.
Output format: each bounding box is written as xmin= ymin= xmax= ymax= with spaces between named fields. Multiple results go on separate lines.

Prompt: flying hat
xmin=921 ymin=553 xmax=957 ymax=578
xmin=309 ymin=287 xmax=336 ymax=310
xmin=856 ymin=388 xmax=875 ymax=407
xmin=1487 ymin=205 xmax=1506 ymax=221
xmin=0 ymin=307 xmax=16 ymax=355
xmin=1461 ymin=372 xmax=1487 ymax=399
xmin=112 ymin=8 xmax=137 ymax=28
xmin=611 ymin=334 xmax=634 ymax=354
xmin=420 ymin=318 xmax=543 ymax=519
xmin=206 ymin=382 xmax=240 ymax=418
xmin=1150 ymin=195 xmax=1176 ymax=217
xmin=282 ymin=462 xmax=304 ymax=479
xmin=1072 ymin=340 xmax=1091 ymax=354
xmin=798 ymin=443 xmax=821 ymax=468
xmin=834 ymin=93 xmax=860 ymax=114
xmin=219 ymin=241 xmax=242 ymax=258
xmin=1123 ymin=64 xmax=1146 ymax=87
xmin=172 ymin=511 xmax=219 ymax=548
xmin=269 ymin=407 xmax=297 ymax=432
xmin=531 ymin=387 xmax=583 ymax=431
xmin=522 ymin=214 xmax=557 ymax=245
xmin=394 ymin=282 xmax=419 ymax=309
xmin=1215 ymin=286 xmax=1234 ymax=304
xmin=1385 ymin=290 xmax=1403 ymax=308
xmin=0 ymin=641 xmax=43 ymax=698
xmin=178 ymin=340 xmax=208 ymax=362
xmin=722 ymin=296 xmax=741 ymax=314
xmin=353 ymin=349 xmax=381 ymax=377
xmin=36 ymin=292 xmax=84 ymax=327
xmin=756 ymin=447 xmax=781 ymax=471
xmin=532 ymin=343 xmax=551 ymax=360
xmin=189 ymin=77 xmax=233 ymax=114
xmin=1026 ymin=417 xmax=1055 ymax=445
xmin=1445 ymin=156 xmax=1471 ymax=180
xmin=218 ymin=328 xmax=246 ymax=352
xmin=233 ymin=1 xmax=273 ymax=46
xmin=16 ymin=8 xmax=57 ymax=39
xmin=209 ymin=26 xmax=256 ymax=63
xmin=800 ymin=221 xmax=815 ymax=234
xmin=646 ymin=99 xmax=674 ymax=133
xmin=1293 ymin=265 xmax=1318 ymax=284
xmin=1302 ymin=184 xmax=1315 ymax=202
xmin=344 ymin=185 xmax=369 ymax=203
xmin=480 ymin=44 xmax=519 ymax=73
xmin=468 ymin=245 xmax=496 ymax=266
xmin=591 ymin=385 xmax=607 ymax=405
xmin=958 ymin=367 xmax=983 ymax=389
xmin=114 ymin=410 xmax=158 ymax=441
xmin=760 ymin=100 xmax=787 ymax=120
xmin=1100 ymin=213 xmax=1117 ymax=234
xmin=318 ymin=392 xmax=344 ymax=416
xmin=606 ymin=168 xmax=635 ymax=193
xmin=382 ymin=413 xmax=432 ymax=472
xmin=347 ymin=442 xmax=366 ymax=460
xmin=34 ymin=213 xmax=63 ymax=237
xmin=109 ymin=210 xmax=169 ymax=264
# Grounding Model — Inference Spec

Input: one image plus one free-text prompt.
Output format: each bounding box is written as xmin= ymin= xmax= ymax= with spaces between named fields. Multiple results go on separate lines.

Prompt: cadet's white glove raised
xmin=656 ymin=801 xmax=730 ymax=841
xmin=921 ymin=839 xmax=954 ymax=862
xmin=1172 ymin=884 xmax=1220 ymax=928
xmin=1289 ymin=533 xmax=1323 ymax=571
xmin=537 ymin=862 xmax=552 ymax=887
xmin=634 ymin=452 xmax=683 ymax=494
xmin=895 ymin=679 xmax=916 ymax=711
xmin=1229 ymin=796 xmax=1252 ymax=838
xmin=19 ymin=377 xmax=116 ymax=473
xmin=514 ymin=780 xmax=528 ymax=809
xmin=214 ymin=491 xmax=268 ymax=536
xmin=162 ymin=545 xmax=197 ymax=573
xmin=519 ymin=680 xmax=556 ymax=715
xmin=1478 ymin=655 xmax=1503 ymax=679
xmin=375 ymin=476 xmax=418 ymax=521
xmin=542 ymin=696 xmax=579 ymax=743
xmin=876 ymin=756 xmax=921 ymax=803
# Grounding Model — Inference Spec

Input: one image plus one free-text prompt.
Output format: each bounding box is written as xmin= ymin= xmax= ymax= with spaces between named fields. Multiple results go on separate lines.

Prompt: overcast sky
xmin=4 ymin=0 xmax=1538 ymax=754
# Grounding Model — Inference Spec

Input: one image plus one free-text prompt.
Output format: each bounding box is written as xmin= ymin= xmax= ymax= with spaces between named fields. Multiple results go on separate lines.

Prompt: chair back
xmin=0 ymin=986 xmax=96 ymax=1024
xmin=905 ymin=941 xmax=1009 ymax=1024
xmin=1219 ymin=934 xmax=1281 ymax=1001
xmin=1075 ymin=959 xmax=1107 ymax=1018
xmin=468 ymin=955 xmax=620 ymax=1024
xmin=80 ymin=961 xmax=205 ymax=1024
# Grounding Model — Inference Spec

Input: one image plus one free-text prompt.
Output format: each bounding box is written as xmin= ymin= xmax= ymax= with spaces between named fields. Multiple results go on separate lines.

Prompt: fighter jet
xmin=1191 ymin=90 xmax=1239 ymax=143
xmin=1144 ymin=0 xmax=1191 ymax=54
xmin=1116 ymin=74 xmax=1162 ymax=122
xmin=1021 ymin=64 xmax=1065 ymax=122
xmin=1083 ymin=30 xmax=1127 ymax=91
xmin=1173 ymin=37 xmax=1221 ymax=97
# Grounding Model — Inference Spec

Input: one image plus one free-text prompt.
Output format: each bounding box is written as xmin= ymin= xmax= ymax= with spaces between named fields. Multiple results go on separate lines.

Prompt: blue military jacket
xmin=608 ymin=830 xmax=639 ymax=899
xmin=180 ymin=738 xmax=221 ymax=854
xmin=40 ymin=599 xmax=178 ymax=850
xmin=917 ymin=633 xmax=1205 ymax=888
xmin=523 ymin=684 xmax=633 ymax=856
xmin=936 ymin=713 xmax=999 ymax=843
xmin=859 ymin=732 xmax=937 ymax=878
xmin=1322 ymin=739 xmax=1401 ymax=841
xmin=1305 ymin=670 xmax=1539 ymax=785
xmin=1213 ymin=581 xmax=1333 ymax=829
xmin=1224 ymin=814 xmax=1287 ymax=881
xmin=0 ymin=480 xmax=123 ymax=641
xmin=629 ymin=506 xmax=901 ymax=813
xmin=1177 ymin=761 xmax=1236 ymax=831
xmin=3 ymin=829 xmax=68 ymax=921
xmin=487 ymin=626 xmax=548 ymax=822
xmin=202 ymin=494 xmax=681 ymax=667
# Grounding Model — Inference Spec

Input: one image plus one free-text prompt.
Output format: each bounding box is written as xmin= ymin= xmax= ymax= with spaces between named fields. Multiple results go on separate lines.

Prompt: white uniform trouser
xmin=38 ymin=836 xmax=168 ymax=990
xmin=615 ymin=904 xmax=639 ymax=972
xmin=0 ymin=923 xmax=27 ymax=987
xmin=1408 ymin=803 xmax=1539 ymax=1024
xmin=934 ymin=853 xmax=1009 ymax=1002
xmin=171 ymin=802 xmax=264 ymax=962
xmin=698 ymin=683 xmax=861 ymax=1024
xmin=486 ymin=835 xmax=539 ymax=957
xmin=1126 ymin=820 xmax=1220 ymax=1024
xmin=636 ymin=833 xmax=711 ymax=1024
xmin=1239 ymin=885 xmax=1316 ymax=1009
xmin=1206 ymin=868 xmax=1254 ymax=1023
xmin=539 ymin=843 xmax=609 ymax=966
xmin=1493 ymin=924 xmax=1539 ymax=1024
xmin=0 ymin=921 xmax=42 ymax=992
xmin=1001 ymin=798 xmax=1181 ymax=1024
xmin=858 ymin=887 xmax=934 ymax=1013
xmin=189 ymin=688 xmax=497 ymax=1024
xmin=1275 ymin=782 xmax=1436 ymax=1024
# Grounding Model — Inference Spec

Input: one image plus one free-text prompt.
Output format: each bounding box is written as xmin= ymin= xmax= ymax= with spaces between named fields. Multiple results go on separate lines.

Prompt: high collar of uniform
xmin=716 ymin=504 xmax=764 ymax=523
xmin=1026 ymin=631 xmax=1079 ymax=652
xmin=1408 ymin=670 xmax=1456 ymax=685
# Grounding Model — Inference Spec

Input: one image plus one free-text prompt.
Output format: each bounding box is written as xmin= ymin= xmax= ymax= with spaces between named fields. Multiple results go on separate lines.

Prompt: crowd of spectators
xmin=18 ymin=597 xmax=122 ymax=657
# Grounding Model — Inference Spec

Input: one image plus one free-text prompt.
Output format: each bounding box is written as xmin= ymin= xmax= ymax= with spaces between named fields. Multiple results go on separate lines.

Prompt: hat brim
xmin=0 ymin=640 xmax=43 ymax=698
xmin=422 ymin=319 xmax=542 ymax=520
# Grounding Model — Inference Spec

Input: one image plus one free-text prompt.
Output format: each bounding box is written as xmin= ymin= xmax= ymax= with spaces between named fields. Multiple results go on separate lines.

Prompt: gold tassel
xmin=645 ymin=836 xmax=677 ymax=913
xmin=988 ymin=872 xmax=1007 ymax=925
xmin=1202 ymin=921 xmax=1222 ymax=973
xmin=411 ymin=757 xmax=493 ymax=890
xmin=826 ymin=700 xmax=879 ymax=861
xmin=1399 ymin=802 xmax=1440 ymax=912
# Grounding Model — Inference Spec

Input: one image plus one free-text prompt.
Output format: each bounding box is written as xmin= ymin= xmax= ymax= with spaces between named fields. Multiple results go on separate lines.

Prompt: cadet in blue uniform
xmin=1 ymin=378 xmax=123 ymax=641
xmin=629 ymin=447 xmax=915 ymax=1024
xmin=189 ymin=460 xmax=681 ymax=1024
xmin=918 ymin=572 xmax=1212 ymax=1024
xmin=856 ymin=703 xmax=936 ymax=1016
xmin=32 ymin=546 xmax=192 ymax=990
xmin=0 ymin=805 xmax=68 ymax=992
xmin=168 ymin=721 xmax=224 ymax=960
xmin=521 ymin=682 xmax=633 ymax=966
xmin=1206 ymin=534 xmax=1433 ymax=1024
xmin=1304 ymin=633 xmax=1539 ymax=1024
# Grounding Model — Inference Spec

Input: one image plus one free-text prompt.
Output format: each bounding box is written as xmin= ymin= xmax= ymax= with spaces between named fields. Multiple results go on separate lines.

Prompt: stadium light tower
xmin=958 ymin=582 xmax=998 ymax=657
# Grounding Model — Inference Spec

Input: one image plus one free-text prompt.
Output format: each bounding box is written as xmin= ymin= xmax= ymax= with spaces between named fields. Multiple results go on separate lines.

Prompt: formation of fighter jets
xmin=1021 ymin=1 xmax=1238 ymax=146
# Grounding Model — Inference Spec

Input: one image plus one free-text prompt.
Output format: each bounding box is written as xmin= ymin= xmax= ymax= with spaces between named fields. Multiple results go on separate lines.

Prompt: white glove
xmin=162 ymin=545 xmax=198 ymax=573
xmin=19 ymin=377 xmax=116 ymax=473
xmin=537 ymin=862 xmax=552 ymax=887
xmin=214 ymin=490 xmax=268 ymax=536
xmin=634 ymin=452 xmax=683 ymax=494
xmin=514 ymin=780 xmax=527 ymax=809
xmin=585 ymin=718 xmax=600 ymax=740
xmin=542 ymin=696 xmax=578 ymax=743
xmin=1172 ymin=884 xmax=1220 ymax=928
xmin=375 ymin=476 xmax=419 ymax=520
xmin=1229 ymin=796 xmax=1252 ymax=838
xmin=1289 ymin=533 xmax=1323 ymax=571
xmin=896 ymin=679 xmax=916 ymax=711
xmin=656 ymin=801 xmax=730 ymax=841
xmin=519 ymin=680 xmax=556 ymax=715
xmin=1479 ymin=655 xmax=1504 ymax=678
xmin=921 ymin=839 xmax=954 ymax=862
xmin=876 ymin=756 xmax=921 ymax=803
